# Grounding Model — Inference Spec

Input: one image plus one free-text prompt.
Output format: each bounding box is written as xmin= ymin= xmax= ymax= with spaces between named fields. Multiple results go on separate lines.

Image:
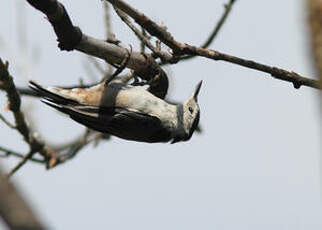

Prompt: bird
xmin=29 ymin=80 xmax=202 ymax=144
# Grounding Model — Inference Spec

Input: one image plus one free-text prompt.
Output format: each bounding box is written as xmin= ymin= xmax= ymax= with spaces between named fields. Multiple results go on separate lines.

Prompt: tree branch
xmin=106 ymin=0 xmax=321 ymax=90
xmin=54 ymin=130 xmax=101 ymax=166
xmin=0 ymin=146 xmax=45 ymax=164
xmin=7 ymin=151 xmax=35 ymax=178
xmin=113 ymin=7 xmax=173 ymax=62
xmin=0 ymin=59 xmax=57 ymax=173
xmin=25 ymin=0 xmax=169 ymax=96
xmin=180 ymin=45 xmax=321 ymax=89
xmin=0 ymin=114 xmax=15 ymax=129
xmin=0 ymin=59 xmax=107 ymax=172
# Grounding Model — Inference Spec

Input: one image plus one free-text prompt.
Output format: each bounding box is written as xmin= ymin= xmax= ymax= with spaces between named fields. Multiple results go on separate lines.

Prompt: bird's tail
xmin=29 ymin=81 xmax=78 ymax=105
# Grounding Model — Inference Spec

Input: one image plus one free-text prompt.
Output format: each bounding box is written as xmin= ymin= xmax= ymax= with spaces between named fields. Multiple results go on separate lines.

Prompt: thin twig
xmin=82 ymin=58 xmax=100 ymax=82
xmin=0 ymin=146 xmax=45 ymax=163
xmin=106 ymin=0 xmax=182 ymax=53
xmin=87 ymin=56 xmax=106 ymax=75
xmin=178 ymin=0 xmax=236 ymax=62
xmin=179 ymin=45 xmax=321 ymax=89
xmin=103 ymin=1 xmax=114 ymax=75
xmin=103 ymin=1 xmax=113 ymax=40
xmin=105 ymin=46 xmax=132 ymax=85
xmin=54 ymin=131 xmax=101 ymax=166
xmin=140 ymin=27 xmax=147 ymax=53
xmin=7 ymin=151 xmax=36 ymax=177
xmin=0 ymin=114 xmax=15 ymax=129
xmin=114 ymin=7 xmax=172 ymax=61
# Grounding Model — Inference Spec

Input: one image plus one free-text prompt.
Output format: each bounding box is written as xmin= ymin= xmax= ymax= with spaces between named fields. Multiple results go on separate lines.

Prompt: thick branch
xmin=25 ymin=0 xmax=169 ymax=98
xmin=0 ymin=166 xmax=45 ymax=229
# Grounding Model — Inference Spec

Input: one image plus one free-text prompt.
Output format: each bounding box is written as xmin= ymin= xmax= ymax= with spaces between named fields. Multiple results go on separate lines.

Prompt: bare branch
xmin=103 ymin=1 xmax=114 ymax=75
xmin=103 ymin=1 xmax=113 ymax=40
xmin=202 ymin=0 xmax=236 ymax=49
xmin=105 ymin=46 xmax=132 ymax=85
xmin=87 ymin=56 xmax=106 ymax=75
xmin=105 ymin=0 xmax=182 ymax=53
xmin=54 ymin=130 xmax=101 ymax=166
xmin=0 ymin=59 xmax=58 ymax=173
xmin=179 ymin=45 xmax=321 ymax=89
xmin=107 ymin=0 xmax=321 ymax=90
xmin=0 ymin=146 xmax=45 ymax=164
xmin=140 ymin=27 xmax=148 ymax=53
xmin=0 ymin=114 xmax=15 ymax=129
xmin=7 ymin=151 xmax=35 ymax=178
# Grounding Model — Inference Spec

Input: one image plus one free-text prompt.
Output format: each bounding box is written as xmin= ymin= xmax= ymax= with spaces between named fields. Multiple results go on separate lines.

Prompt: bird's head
xmin=181 ymin=80 xmax=202 ymax=141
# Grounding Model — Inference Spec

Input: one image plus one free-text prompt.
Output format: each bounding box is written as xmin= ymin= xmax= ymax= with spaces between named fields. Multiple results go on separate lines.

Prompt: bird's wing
xmin=42 ymin=99 xmax=171 ymax=142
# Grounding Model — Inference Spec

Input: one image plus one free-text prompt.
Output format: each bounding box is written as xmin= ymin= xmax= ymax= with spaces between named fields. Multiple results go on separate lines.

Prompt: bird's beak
xmin=192 ymin=80 xmax=203 ymax=101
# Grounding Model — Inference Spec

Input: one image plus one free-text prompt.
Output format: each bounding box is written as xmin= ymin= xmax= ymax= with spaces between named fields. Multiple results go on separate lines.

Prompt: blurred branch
xmin=106 ymin=0 xmax=321 ymax=90
xmin=140 ymin=27 xmax=148 ymax=53
xmin=87 ymin=1 xmax=115 ymax=80
xmin=7 ymin=151 xmax=35 ymax=177
xmin=0 ymin=59 xmax=105 ymax=174
xmin=54 ymin=130 xmax=102 ymax=166
xmin=0 ymin=114 xmax=15 ymax=129
xmin=0 ymin=146 xmax=45 ymax=164
xmin=103 ymin=1 xmax=115 ymax=74
xmin=308 ymin=0 xmax=322 ymax=83
xmin=0 ymin=165 xmax=45 ymax=229
xmin=103 ymin=1 xmax=113 ymax=40
xmin=0 ymin=59 xmax=57 ymax=174
xmin=87 ymin=56 xmax=106 ymax=75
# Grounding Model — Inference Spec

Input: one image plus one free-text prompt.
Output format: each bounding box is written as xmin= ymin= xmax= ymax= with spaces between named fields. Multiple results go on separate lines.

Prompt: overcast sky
xmin=0 ymin=0 xmax=321 ymax=229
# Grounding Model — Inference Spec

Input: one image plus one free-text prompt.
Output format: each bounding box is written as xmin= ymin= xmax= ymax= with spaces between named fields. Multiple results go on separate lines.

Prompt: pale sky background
xmin=0 ymin=0 xmax=321 ymax=229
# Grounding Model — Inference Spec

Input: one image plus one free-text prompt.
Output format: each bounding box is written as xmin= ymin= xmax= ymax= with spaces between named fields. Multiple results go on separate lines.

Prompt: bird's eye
xmin=188 ymin=107 xmax=194 ymax=114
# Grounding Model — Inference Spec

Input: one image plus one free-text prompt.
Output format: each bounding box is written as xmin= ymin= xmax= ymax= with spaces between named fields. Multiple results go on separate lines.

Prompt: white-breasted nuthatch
xmin=29 ymin=80 xmax=202 ymax=143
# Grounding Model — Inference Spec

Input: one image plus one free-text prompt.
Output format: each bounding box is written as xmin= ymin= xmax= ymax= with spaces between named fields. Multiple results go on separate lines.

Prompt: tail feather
xmin=29 ymin=81 xmax=77 ymax=105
